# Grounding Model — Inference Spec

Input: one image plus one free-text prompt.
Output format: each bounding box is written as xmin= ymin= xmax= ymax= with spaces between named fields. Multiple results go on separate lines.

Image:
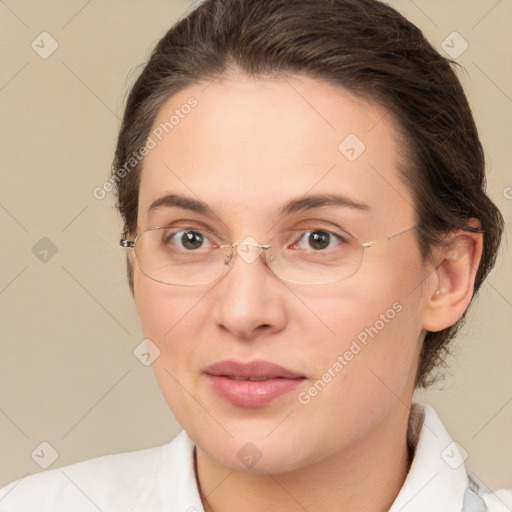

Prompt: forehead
xmin=138 ymin=75 xmax=414 ymax=232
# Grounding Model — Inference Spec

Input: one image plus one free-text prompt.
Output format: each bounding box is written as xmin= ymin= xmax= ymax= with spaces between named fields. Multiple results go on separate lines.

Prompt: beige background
xmin=1 ymin=0 xmax=511 ymax=492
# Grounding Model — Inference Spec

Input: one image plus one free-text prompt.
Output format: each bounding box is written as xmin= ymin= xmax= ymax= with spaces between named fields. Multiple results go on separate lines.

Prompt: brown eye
xmin=293 ymin=230 xmax=341 ymax=251
xmin=165 ymin=229 xmax=207 ymax=251
xmin=181 ymin=230 xmax=205 ymax=250
xmin=308 ymin=231 xmax=331 ymax=250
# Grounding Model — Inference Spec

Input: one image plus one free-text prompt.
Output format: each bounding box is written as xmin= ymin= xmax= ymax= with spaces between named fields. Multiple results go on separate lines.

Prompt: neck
xmin=195 ymin=403 xmax=413 ymax=512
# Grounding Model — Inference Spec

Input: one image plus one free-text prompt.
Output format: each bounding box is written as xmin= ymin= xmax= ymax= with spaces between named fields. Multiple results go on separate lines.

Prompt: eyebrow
xmin=147 ymin=192 xmax=370 ymax=218
xmin=148 ymin=194 xmax=213 ymax=216
xmin=278 ymin=193 xmax=370 ymax=217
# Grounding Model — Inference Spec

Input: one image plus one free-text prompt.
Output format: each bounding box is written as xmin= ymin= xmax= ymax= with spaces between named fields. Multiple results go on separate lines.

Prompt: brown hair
xmin=111 ymin=0 xmax=503 ymax=388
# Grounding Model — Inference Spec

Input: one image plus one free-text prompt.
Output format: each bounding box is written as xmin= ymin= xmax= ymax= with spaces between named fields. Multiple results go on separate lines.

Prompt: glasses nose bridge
xmin=231 ymin=240 xmax=272 ymax=250
xmin=224 ymin=239 xmax=273 ymax=268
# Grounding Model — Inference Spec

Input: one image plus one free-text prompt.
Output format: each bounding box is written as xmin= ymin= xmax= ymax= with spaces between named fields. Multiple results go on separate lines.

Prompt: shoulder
xmin=0 ymin=432 xmax=188 ymax=512
xmin=480 ymin=487 xmax=512 ymax=511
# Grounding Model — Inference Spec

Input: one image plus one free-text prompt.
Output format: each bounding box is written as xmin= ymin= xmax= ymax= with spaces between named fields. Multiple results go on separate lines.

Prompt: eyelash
xmin=162 ymin=225 xmax=350 ymax=251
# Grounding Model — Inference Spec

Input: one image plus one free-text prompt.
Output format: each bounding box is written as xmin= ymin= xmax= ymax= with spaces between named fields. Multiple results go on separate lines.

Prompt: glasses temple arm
xmin=120 ymin=239 xmax=135 ymax=248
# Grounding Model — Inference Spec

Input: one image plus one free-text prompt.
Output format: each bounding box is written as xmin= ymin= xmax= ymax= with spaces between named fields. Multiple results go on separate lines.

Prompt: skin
xmin=131 ymin=73 xmax=482 ymax=511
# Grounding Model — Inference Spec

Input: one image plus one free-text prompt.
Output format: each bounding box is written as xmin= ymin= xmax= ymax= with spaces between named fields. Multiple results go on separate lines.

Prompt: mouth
xmin=203 ymin=360 xmax=306 ymax=407
xmin=222 ymin=375 xmax=288 ymax=381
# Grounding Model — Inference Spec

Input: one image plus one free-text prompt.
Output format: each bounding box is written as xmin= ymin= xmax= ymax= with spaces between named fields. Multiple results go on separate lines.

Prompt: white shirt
xmin=0 ymin=403 xmax=510 ymax=511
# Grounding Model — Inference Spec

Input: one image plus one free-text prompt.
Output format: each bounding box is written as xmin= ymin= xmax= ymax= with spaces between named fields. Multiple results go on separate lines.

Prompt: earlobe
xmin=421 ymin=224 xmax=483 ymax=333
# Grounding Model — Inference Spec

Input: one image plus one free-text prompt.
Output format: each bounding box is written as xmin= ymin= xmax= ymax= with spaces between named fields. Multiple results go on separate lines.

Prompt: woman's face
xmin=134 ymin=74 xmax=430 ymax=473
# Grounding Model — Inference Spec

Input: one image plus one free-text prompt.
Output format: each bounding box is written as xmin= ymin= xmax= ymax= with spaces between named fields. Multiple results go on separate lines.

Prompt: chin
xmin=203 ymin=439 xmax=307 ymax=474
xmin=189 ymin=416 xmax=324 ymax=475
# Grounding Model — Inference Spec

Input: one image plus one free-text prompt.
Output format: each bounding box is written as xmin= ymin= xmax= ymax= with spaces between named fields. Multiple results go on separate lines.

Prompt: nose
xmin=210 ymin=244 xmax=288 ymax=340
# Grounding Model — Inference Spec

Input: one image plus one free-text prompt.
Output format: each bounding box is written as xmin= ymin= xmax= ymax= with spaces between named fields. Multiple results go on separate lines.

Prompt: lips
xmin=205 ymin=360 xmax=304 ymax=380
xmin=204 ymin=360 xmax=306 ymax=407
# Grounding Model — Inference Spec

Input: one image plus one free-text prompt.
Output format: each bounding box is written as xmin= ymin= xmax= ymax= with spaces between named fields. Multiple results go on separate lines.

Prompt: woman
xmin=1 ymin=0 xmax=510 ymax=510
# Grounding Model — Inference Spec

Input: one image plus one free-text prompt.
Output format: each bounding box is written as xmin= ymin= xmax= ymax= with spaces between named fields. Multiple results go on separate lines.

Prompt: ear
xmin=421 ymin=220 xmax=483 ymax=332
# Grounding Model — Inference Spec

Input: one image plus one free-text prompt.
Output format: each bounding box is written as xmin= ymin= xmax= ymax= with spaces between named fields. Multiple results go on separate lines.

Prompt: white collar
xmin=389 ymin=402 xmax=469 ymax=511
xmin=150 ymin=402 xmax=473 ymax=511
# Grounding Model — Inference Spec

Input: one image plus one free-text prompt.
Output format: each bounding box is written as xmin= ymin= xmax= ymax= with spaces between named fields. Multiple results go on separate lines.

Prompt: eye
xmin=165 ymin=229 xmax=215 ymax=251
xmin=293 ymin=230 xmax=344 ymax=251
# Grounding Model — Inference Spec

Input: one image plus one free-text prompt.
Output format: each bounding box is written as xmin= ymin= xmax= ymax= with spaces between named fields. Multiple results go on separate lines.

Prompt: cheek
xmin=133 ymin=273 xmax=209 ymax=420
xmin=133 ymin=271 xmax=208 ymax=377
xmin=134 ymin=267 xmax=207 ymax=340
xmin=292 ymin=291 xmax=423 ymax=456
xmin=297 ymin=255 xmax=425 ymax=403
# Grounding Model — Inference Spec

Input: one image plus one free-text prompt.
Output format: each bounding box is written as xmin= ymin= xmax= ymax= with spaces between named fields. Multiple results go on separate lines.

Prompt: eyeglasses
xmin=120 ymin=225 xmax=417 ymax=286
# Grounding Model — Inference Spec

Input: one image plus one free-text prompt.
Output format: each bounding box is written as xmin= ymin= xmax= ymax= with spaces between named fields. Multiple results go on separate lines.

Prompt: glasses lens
xmin=133 ymin=227 xmax=365 ymax=286
xmin=268 ymin=230 xmax=364 ymax=284
xmin=135 ymin=227 xmax=228 ymax=285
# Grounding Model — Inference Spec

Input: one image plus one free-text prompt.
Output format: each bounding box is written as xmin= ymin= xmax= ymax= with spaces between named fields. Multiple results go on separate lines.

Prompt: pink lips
xmin=204 ymin=360 xmax=306 ymax=407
